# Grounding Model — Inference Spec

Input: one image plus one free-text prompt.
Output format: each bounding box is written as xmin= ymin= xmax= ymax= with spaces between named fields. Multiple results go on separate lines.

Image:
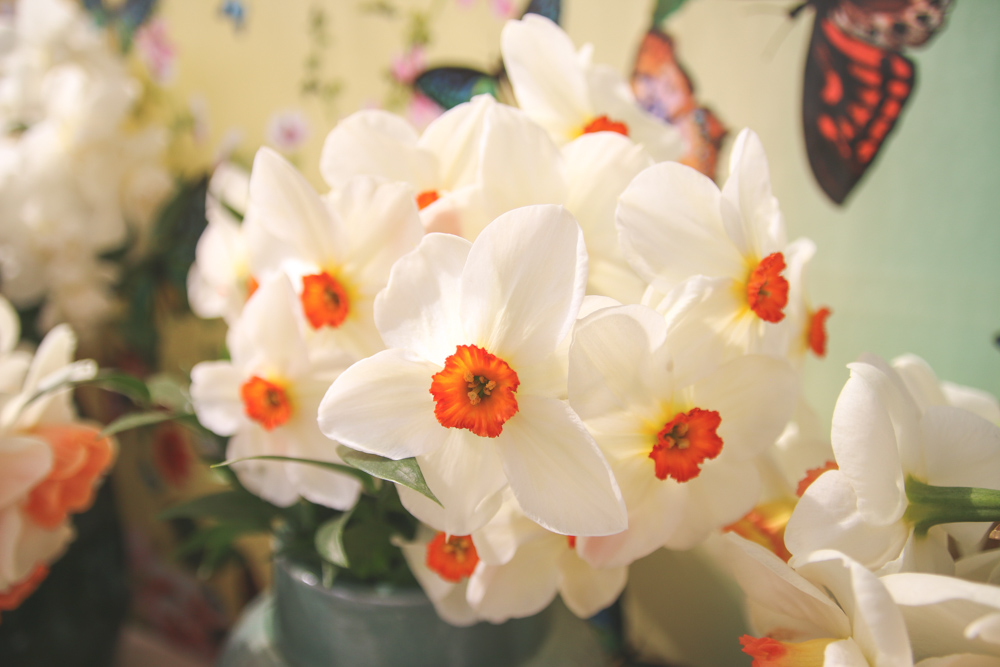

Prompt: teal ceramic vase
xmin=219 ymin=558 xmax=610 ymax=667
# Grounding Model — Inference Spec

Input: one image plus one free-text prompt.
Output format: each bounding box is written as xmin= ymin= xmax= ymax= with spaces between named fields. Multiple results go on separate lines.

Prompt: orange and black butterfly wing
xmin=630 ymin=28 xmax=728 ymax=180
xmin=803 ymin=16 xmax=916 ymax=204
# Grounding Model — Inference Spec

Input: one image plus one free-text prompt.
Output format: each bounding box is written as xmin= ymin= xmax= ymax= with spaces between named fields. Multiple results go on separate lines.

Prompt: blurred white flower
xmin=500 ymin=14 xmax=681 ymax=162
xmin=190 ymin=274 xmax=361 ymax=510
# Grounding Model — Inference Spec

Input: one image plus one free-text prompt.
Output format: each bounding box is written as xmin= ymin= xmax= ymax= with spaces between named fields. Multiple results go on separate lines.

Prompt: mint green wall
xmin=670 ymin=0 xmax=1000 ymax=426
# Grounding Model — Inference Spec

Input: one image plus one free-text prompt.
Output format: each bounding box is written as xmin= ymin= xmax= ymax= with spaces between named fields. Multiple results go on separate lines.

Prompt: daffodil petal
xmin=319 ymin=109 xmax=437 ymax=190
xmin=460 ymin=205 xmax=586 ymax=365
xmin=397 ymin=429 xmax=507 ymax=536
xmin=375 ymin=233 xmax=470 ymax=366
xmin=557 ymin=548 xmax=627 ymax=619
xmin=497 ymin=396 xmax=626 ymax=537
xmin=617 ymin=161 xmax=743 ymax=292
xmin=189 ymin=360 xmax=244 ymax=437
xmin=500 ymin=14 xmax=590 ymax=141
xmin=467 ymin=535 xmax=562 ymax=623
xmin=317 ymin=349 xmax=445 ymax=460
xmin=786 ymin=470 xmax=909 ymax=571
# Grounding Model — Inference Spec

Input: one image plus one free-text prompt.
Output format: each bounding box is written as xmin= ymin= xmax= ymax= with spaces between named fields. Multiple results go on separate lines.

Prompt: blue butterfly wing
xmin=522 ymin=0 xmax=561 ymax=23
xmin=414 ymin=67 xmax=500 ymax=110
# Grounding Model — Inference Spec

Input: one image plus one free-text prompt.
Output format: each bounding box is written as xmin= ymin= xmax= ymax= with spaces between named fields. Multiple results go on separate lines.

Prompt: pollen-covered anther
xmin=746 ymin=252 xmax=790 ymax=323
xmin=581 ymin=115 xmax=629 ymax=137
xmin=301 ymin=271 xmax=351 ymax=329
xmin=649 ymin=408 xmax=723 ymax=482
xmin=241 ymin=376 xmax=292 ymax=431
xmin=430 ymin=344 xmax=519 ymax=438
xmin=426 ymin=532 xmax=479 ymax=583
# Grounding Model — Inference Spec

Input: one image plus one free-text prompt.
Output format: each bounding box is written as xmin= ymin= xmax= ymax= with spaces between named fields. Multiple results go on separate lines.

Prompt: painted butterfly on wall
xmin=412 ymin=0 xmax=561 ymax=110
xmin=797 ymin=0 xmax=953 ymax=204
xmin=630 ymin=0 xmax=728 ymax=180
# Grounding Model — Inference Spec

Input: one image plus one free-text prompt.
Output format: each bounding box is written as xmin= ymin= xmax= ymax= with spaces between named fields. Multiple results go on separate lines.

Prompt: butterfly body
xmin=801 ymin=0 xmax=952 ymax=204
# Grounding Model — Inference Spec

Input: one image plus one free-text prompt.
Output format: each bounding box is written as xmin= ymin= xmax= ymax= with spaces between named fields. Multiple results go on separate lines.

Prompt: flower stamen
xmin=430 ymin=345 xmax=519 ymax=438
xmin=649 ymin=408 xmax=723 ymax=482
xmin=301 ymin=271 xmax=351 ymax=329
xmin=240 ymin=376 xmax=292 ymax=431
xmin=426 ymin=532 xmax=479 ymax=582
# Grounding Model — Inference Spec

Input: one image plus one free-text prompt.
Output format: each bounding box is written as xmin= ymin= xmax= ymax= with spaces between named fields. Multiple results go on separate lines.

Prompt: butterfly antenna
xmin=761 ymin=15 xmax=796 ymax=61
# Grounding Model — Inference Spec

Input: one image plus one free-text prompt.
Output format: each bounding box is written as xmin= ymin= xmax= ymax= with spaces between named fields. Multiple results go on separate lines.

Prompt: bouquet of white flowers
xmin=161 ymin=13 xmax=1000 ymax=667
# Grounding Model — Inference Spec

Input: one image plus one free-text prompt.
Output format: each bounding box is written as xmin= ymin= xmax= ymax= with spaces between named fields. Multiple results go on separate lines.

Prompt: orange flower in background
xmin=22 ymin=425 xmax=114 ymax=529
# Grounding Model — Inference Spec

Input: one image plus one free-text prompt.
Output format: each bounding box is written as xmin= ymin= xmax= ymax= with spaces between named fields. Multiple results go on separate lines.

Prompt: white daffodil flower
xmin=242 ymin=147 xmax=424 ymax=359
xmin=398 ymin=524 xmax=482 ymax=627
xmin=500 ymin=14 xmax=682 ymax=162
xmin=190 ymin=274 xmax=361 ymax=510
xmin=467 ymin=496 xmax=627 ymax=622
xmin=320 ymin=97 xmax=496 ymax=237
xmin=567 ymin=303 xmax=797 ymax=567
xmin=882 ymin=572 xmax=1000 ymax=663
xmin=319 ymin=205 xmax=626 ymax=537
xmin=617 ymin=128 xmax=813 ymax=359
xmin=718 ymin=533 xmax=914 ymax=667
xmin=187 ymin=162 xmax=259 ymax=325
xmin=785 ymin=355 xmax=1000 ymax=575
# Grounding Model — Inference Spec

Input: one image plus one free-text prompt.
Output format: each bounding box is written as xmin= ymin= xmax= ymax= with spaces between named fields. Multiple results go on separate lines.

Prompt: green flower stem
xmin=904 ymin=476 xmax=1000 ymax=537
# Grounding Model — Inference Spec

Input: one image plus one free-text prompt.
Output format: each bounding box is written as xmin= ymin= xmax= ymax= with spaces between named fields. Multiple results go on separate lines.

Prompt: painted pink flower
xmin=266 ymin=110 xmax=311 ymax=153
xmin=135 ymin=19 xmax=177 ymax=84
xmin=391 ymin=46 xmax=426 ymax=85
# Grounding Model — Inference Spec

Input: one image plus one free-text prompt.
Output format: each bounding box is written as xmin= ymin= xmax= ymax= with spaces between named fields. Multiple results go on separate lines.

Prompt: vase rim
xmin=276 ymin=557 xmax=432 ymax=608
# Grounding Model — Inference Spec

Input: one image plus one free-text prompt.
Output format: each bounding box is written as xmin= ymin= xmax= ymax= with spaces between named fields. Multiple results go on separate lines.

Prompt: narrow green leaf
xmin=146 ymin=373 xmax=192 ymax=412
xmin=159 ymin=490 xmax=279 ymax=530
xmin=26 ymin=368 xmax=151 ymax=409
xmin=315 ymin=509 xmax=354 ymax=568
xmin=212 ymin=455 xmax=377 ymax=494
xmin=99 ymin=410 xmax=177 ymax=437
xmin=336 ymin=446 xmax=440 ymax=506
xmin=89 ymin=371 xmax=152 ymax=406
xmin=652 ymin=0 xmax=689 ymax=25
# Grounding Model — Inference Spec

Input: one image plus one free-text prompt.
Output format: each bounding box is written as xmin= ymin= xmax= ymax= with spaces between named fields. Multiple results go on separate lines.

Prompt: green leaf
xmin=146 ymin=373 xmax=191 ymax=412
xmin=315 ymin=509 xmax=354 ymax=568
xmin=26 ymin=367 xmax=151 ymax=409
xmin=87 ymin=370 xmax=153 ymax=406
xmin=159 ymin=490 xmax=280 ymax=530
xmin=652 ymin=0 xmax=689 ymax=25
xmin=99 ymin=410 xmax=178 ymax=437
xmin=336 ymin=446 xmax=440 ymax=506
xmin=212 ymin=455 xmax=377 ymax=494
